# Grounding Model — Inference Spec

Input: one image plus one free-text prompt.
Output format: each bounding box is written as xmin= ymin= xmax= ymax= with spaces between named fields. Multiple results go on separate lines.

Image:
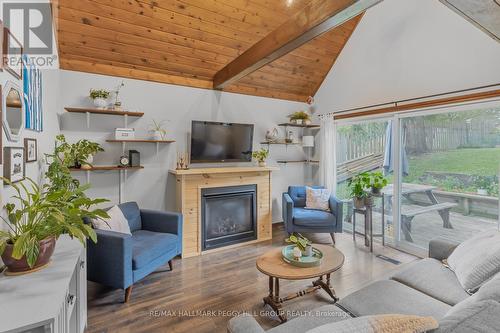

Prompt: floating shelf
xmin=277 ymin=160 xmax=319 ymax=164
xmin=260 ymin=140 xmax=301 ymax=145
xmin=65 ymin=107 xmax=144 ymax=117
xmin=278 ymin=123 xmax=320 ymax=128
xmin=106 ymin=139 xmax=176 ymax=143
xmin=69 ymin=165 xmax=144 ymax=171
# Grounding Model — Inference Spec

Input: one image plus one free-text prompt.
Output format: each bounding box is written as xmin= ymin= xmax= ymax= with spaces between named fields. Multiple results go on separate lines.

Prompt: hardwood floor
xmin=87 ymin=224 xmax=416 ymax=333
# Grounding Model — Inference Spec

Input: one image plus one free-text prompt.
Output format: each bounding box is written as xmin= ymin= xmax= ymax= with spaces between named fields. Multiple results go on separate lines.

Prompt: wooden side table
xmin=256 ymin=244 xmax=345 ymax=322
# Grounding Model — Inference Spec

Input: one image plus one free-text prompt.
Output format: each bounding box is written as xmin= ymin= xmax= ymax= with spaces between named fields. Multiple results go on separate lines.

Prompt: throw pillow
xmin=447 ymin=229 xmax=500 ymax=292
xmin=307 ymin=314 xmax=438 ymax=333
xmin=91 ymin=205 xmax=131 ymax=235
xmin=438 ymin=300 xmax=500 ymax=333
xmin=305 ymin=186 xmax=331 ymax=211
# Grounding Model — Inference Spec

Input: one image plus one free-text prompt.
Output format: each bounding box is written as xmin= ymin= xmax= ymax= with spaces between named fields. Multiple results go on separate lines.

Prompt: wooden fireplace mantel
xmin=169 ymin=166 xmax=278 ymax=257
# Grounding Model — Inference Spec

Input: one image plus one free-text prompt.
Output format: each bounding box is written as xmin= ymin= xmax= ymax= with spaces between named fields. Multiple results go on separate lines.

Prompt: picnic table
xmin=373 ymin=183 xmax=457 ymax=242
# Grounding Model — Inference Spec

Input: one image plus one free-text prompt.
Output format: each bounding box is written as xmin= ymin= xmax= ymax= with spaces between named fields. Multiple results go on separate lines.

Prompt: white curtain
xmin=319 ymin=114 xmax=337 ymax=193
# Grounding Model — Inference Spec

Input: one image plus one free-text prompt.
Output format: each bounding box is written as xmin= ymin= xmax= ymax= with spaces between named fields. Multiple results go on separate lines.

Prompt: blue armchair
xmin=282 ymin=186 xmax=343 ymax=244
xmin=87 ymin=202 xmax=182 ymax=302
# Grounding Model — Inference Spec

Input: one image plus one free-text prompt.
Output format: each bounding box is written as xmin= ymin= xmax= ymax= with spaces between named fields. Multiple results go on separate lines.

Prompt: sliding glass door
xmin=394 ymin=103 xmax=500 ymax=255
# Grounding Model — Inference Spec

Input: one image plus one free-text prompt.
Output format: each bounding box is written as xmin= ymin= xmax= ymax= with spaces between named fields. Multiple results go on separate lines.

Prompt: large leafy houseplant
xmin=0 ymin=137 xmax=109 ymax=274
xmin=348 ymin=172 xmax=371 ymax=209
xmin=368 ymin=171 xmax=388 ymax=194
xmin=54 ymin=134 xmax=104 ymax=169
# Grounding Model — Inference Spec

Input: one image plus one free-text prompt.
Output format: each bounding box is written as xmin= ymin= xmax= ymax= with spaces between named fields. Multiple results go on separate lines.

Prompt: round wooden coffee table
xmin=256 ymin=244 xmax=345 ymax=322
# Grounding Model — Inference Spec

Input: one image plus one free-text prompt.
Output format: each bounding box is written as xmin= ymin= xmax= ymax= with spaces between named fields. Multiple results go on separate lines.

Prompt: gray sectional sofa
xmin=228 ymin=237 xmax=500 ymax=333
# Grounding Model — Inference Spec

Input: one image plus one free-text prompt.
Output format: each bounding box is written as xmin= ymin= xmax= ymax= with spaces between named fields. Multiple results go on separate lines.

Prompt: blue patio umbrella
xmin=383 ymin=120 xmax=409 ymax=176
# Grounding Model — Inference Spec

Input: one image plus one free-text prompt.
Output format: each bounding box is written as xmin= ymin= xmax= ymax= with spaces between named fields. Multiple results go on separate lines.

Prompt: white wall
xmin=314 ymin=0 xmax=500 ymax=115
xmin=58 ymin=70 xmax=309 ymax=222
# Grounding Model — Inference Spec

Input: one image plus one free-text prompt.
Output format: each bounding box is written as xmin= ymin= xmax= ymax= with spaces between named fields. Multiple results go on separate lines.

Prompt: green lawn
xmin=404 ymin=148 xmax=500 ymax=182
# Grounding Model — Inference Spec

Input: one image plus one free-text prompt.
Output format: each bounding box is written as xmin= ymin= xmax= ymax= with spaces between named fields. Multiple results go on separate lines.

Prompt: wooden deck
xmin=348 ymin=203 xmax=498 ymax=250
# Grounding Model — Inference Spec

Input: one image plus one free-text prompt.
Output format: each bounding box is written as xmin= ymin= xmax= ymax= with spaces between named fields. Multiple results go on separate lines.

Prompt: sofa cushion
xmin=288 ymin=186 xmax=324 ymax=207
xmin=118 ymin=202 xmax=142 ymax=232
xmin=292 ymin=208 xmax=335 ymax=227
xmin=131 ymin=230 xmax=178 ymax=270
xmin=391 ymin=258 xmax=469 ymax=305
xmin=91 ymin=205 xmax=131 ymax=235
xmin=338 ymin=280 xmax=451 ymax=320
xmin=475 ymin=272 xmax=500 ymax=303
xmin=447 ymin=229 xmax=500 ymax=292
xmin=305 ymin=186 xmax=331 ymax=211
xmin=307 ymin=314 xmax=438 ymax=333
xmin=437 ymin=300 xmax=500 ymax=333
xmin=268 ymin=305 xmax=351 ymax=333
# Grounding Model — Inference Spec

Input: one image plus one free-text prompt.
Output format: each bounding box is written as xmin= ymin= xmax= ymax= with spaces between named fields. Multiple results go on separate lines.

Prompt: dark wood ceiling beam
xmin=213 ymin=0 xmax=382 ymax=89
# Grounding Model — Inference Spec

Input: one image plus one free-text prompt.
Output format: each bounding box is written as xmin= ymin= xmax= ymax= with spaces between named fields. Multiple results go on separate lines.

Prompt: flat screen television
xmin=190 ymin=121 xmax=254 ymax=163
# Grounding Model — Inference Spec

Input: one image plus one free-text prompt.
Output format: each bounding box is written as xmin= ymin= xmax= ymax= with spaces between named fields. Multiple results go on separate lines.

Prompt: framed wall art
xmin=24 ymin=138 xmax=37 ymax=162
xmin=3 ymin=27 xmax=23 ymax=80
xmin=4 ymin=147 xmax=25 ymax=183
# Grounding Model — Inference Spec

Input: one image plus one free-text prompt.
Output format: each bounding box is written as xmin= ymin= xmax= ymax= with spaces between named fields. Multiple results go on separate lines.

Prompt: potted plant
xmin=89 ymin=89 xmax=110 ymax=109
xmin=252 ymin=148 xmax=269 ymax=167
xmin=54 ymin=135 xmax=104 ymax=169
xmin=149 ymin=119 xmax=168 ymax=140
xmin=289 ymin=111 xmax=311 ymax=125
xmin=285 ymin=233 xmax=312 ymax=257
xmin=369 ymin=171 xmax=388 ymax=195
xmin=0 ymin=177 xmax=108 ymax=274
xmin=348 ymin=172 xmax=371 ymax=209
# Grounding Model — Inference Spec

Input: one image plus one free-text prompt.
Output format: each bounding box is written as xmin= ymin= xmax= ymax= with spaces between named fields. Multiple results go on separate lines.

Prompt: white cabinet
xmin=0 ymin=236 xmax=87 ymax=333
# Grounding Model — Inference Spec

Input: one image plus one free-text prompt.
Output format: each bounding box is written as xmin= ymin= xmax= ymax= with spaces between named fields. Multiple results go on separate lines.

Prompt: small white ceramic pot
xmin=295 ymin=119 xmax=303 ymax=125
xmin=302 ymin=245 xmax=313 ymax=257
xmin=292 ymin=247 xmax=302 ymax=259
xmin=93 ymin=98 xmax=108 ymax=109
xmin=152 ymin=130 xmax=164 ymax=140
xmin=258 ymin=161 xmax=266 ymax=167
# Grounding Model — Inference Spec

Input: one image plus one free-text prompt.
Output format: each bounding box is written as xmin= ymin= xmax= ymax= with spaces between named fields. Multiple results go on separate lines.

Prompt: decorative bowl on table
xmin=281 ymin=245 xmax=323 ymax=268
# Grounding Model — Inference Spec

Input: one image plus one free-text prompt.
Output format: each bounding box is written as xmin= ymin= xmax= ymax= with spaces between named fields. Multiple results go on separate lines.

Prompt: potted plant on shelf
xmin=289 ymin=111 xmax=311 ymax=125
xmin=369 ymin=171 xmax=388 ymax=195
xmin=252 ymin=148 xmax=269 ymax=167
xmin=54 ymin=135 xmax=104 ymax=170
xmin=89 ymin=89 xmax=110 ymax=109
xmin=285 ymin=233 xmax=312 ymax=257
xmin=348 ymin=172 xmax=371 ymax=209
xmin=149 ymin=119 xmax=168 ymax=140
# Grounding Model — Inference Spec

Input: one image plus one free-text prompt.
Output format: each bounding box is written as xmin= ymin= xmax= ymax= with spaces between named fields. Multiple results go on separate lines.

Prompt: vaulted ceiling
xmin=53 ymin=0 xmax=363 ymax=102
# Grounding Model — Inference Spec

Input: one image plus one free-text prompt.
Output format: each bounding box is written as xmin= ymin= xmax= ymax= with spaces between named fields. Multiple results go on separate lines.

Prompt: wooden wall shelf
xmin=277 ymin=160 xmax=319 ymax=164
xmin=106 ymin=139 xmax=175 ymax=143
xmin=278 ymin=123 xmax=320 ymax=128
xmin=69 ymin=165 xmax=144 ymax=171
xmin=260 ymin=141 xmax=301 ymax=145
xmin=64 ymin=107 xmax=144 ymax=117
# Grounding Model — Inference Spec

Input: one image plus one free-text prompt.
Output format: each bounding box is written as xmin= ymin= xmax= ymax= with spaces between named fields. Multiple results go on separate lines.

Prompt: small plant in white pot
xmin=252 ymin=148 xmax=269 ymax=167
xmin=474 ymin=176 xmax=489 ymax=196
xmin=89 ymin=89 xmax=110 ymax=109
xmin=289 ymin=111 xmax=311 ymax=125
xmin=149 ymin=120 xmax=168 ymax=140
xmin=285 ymin=233 xmax=312 ymax=257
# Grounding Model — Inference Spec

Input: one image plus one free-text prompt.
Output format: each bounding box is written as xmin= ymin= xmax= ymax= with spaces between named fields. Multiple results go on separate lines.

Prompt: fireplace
xmin=201 ymin=185 xmax=257 ymax=251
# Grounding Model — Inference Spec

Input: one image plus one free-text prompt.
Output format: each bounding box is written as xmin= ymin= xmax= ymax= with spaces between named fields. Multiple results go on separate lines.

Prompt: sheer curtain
xmin=319 ymin=114 xmax=337 ymax=193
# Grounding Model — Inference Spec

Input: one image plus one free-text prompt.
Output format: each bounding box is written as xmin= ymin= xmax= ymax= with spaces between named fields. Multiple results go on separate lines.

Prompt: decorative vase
xmin=258 ymin=161 xmax=266 ymax=167
xmin=292 ymin=247 xmax=302 ymax=259
xmin=93 ymin=97 xmax=108 ymax=109
xmin=477 ymin=188 xmax=488 ymax=196
xmin=353 ymin=197 xmax=365 ymax=209
xmin=152 ymin=130 xmax=164 ymax=140
xmin=302 ymin=245 xmax=313 ymax=257
xmin=1 ymin=236 xmax=56 ymax=275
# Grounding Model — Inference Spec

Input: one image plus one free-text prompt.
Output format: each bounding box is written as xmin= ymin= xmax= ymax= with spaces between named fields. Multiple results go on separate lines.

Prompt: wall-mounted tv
xmin=190 ymin=121 xmax=254 ymax=163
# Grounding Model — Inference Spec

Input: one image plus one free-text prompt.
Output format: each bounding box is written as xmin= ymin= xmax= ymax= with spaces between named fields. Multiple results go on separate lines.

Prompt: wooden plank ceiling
xmin=54 ymin=0 xmax=362 ymax=102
